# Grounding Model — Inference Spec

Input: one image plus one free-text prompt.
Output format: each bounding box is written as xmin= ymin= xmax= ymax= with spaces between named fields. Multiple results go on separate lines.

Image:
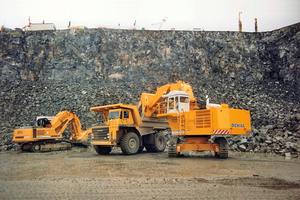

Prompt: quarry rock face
xmin=0 ymin=23 xmax=299 ymax=156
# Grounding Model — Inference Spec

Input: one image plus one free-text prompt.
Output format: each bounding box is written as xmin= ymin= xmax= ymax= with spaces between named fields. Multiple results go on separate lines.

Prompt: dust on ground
xmin=0 ymin=147 xmax=299 ymax=199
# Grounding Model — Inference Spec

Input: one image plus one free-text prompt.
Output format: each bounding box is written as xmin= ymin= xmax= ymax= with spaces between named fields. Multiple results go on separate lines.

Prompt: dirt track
xmin=0 ymin=147 xmax=299 ymax=199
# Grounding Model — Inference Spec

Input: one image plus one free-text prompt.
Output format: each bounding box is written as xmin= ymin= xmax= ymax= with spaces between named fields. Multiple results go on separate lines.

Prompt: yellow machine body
xmin=155 ymin=88 xmax=251 ymax=157
xmin=140 ymin=81 xmax=198 ymax=118
xmin=89 ymin=103 xmax=170 ymax=155
xmin=13 ymin=111 xmax=89 ymax=152
xmin=89 ymin=104 xmax=142 ymax=146
xmin=158 ymin=104 xmax=251 ymax=136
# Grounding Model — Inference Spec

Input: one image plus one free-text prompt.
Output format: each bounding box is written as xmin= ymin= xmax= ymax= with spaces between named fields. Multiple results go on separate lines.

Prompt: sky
xmin=0 ymin=0 xmax=299 ymax=32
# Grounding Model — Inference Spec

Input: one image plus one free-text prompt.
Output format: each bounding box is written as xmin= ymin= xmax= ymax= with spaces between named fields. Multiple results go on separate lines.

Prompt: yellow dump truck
xmin=89 ymin=104 xmax=170 ymax=155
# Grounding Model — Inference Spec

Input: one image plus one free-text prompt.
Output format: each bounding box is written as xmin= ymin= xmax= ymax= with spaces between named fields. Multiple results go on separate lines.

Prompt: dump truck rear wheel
xmin=152 ymin=132 xmax=167 ymax=152
xmin=121 ymin=132 xmax=139 ymax=155
xmin=215 ymin=137 xmax=228 ymax=159
xmin=94 ymin=145 xmax=112 ymax=155
xmin=145 ymin=133 xmax=167 ymax=153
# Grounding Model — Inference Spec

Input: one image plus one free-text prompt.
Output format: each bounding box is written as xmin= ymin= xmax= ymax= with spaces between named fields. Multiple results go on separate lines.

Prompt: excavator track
xmin=215 ymin=137 xmax=229 ymax=159
xmin=21 ymin=140 xmax=72 ymax=152
xmin=168 ymin=136 xmax=178 ymax=157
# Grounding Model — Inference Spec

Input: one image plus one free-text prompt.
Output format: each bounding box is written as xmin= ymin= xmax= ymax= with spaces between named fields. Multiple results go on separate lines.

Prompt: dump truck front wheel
xmin=121 ymin=132 xmax=140 ymax=155
xmin=94 ymin=145 xmax=112 ymax=155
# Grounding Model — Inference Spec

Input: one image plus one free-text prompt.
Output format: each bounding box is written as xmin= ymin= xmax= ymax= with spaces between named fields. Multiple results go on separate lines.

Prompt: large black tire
xmin=215 ymin=137 xmax=229 ymax=159
xmin=153 ymin=132 xmax=167 ymax=152
xmin=30 ymin=142 xmax=40 ymax=152
xmin=94 ymin=145 xmax=112 ymax=155
xmin=145 ymin=133 xmax=167 ymax=153
xmin=121 ymin=132 xmax=140 ymax=155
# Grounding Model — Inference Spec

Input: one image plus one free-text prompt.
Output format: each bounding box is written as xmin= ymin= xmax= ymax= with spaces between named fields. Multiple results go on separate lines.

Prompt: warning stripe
xmin=213 ymin=130 xmax=229 ymax=135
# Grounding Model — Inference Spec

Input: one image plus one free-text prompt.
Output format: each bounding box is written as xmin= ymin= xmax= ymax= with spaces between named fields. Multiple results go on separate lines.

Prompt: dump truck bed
xmin=139 ymin=117 xmax=170 ymax=135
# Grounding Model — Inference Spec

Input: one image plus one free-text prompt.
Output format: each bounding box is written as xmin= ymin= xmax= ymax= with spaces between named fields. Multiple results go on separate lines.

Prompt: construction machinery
xmin=89 ymin=80 xmax=199 ymax=155
xmin=89 ymin=104 xmax=170 ymax=155
xmin=155 ymin=82 xmax=251 ymax=158
xmin=13 ymin=111 xmax=90 ymax=152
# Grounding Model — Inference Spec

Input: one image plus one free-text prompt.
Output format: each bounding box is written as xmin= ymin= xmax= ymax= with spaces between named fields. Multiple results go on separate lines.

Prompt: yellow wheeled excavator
xmin=155 ymin=82 xmax=251 ymax=158
xmin=13 ymin=111 xmax=90 ymax=152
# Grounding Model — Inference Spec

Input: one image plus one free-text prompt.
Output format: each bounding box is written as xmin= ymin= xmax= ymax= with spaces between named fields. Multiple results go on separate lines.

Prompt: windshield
xmin=180 ymin=96 xmax=189 ymax=103
xmin=108 ymin=111 xmax=120 ymax=120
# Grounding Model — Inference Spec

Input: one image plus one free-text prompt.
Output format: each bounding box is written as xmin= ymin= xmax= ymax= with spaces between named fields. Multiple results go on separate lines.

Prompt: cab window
xmin=169 ymin=97 xmax=175 ymax=109
xmin=108 ymin=111 xmax=120 ymax=120
xmin=180 ymin=96 xmax=188 ymax=103
xmin=124 ymin=111 xmax=129 ymax=119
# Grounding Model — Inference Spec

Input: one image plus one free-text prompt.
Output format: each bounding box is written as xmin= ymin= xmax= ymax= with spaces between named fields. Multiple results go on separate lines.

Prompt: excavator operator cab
xmin=163 ymin=91 xmax=190 ymax=114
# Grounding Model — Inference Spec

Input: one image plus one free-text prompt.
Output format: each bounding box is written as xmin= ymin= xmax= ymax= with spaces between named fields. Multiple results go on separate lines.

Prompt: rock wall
xmin=1 ymin=23 xmax=299 ymax=155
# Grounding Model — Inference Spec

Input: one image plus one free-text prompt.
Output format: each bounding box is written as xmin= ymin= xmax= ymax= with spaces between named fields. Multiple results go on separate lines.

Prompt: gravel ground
xmin=0 ymin=147 xmax=299 ymax=200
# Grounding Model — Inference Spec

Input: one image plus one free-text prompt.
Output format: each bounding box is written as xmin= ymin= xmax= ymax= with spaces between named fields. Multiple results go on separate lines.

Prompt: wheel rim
xmin=129 ymin=138 xmax=137 ymax=150
xmin=157 ymin=137 xmax=163 ymax=149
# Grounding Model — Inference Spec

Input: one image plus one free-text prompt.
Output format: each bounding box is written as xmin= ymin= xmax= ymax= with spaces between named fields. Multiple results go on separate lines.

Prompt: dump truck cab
xmin=107 ymin=109 xmax=135 ymax=126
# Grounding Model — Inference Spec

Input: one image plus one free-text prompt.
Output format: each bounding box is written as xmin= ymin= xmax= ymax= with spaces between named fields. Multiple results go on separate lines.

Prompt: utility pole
xmin=239 ymin=12 xmax=242 ymax=32
xmin=254 ymin=18 xmax=258 ymax=32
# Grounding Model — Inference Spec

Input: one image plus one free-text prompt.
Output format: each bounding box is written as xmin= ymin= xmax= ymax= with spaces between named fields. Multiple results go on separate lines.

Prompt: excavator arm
xmin=47 ymin=111 xmax=89 ymax=144
xmin=140 ymin=84 xmax=171 ymax=117
xmin=139 ymin=81 xmax=198 ymax=117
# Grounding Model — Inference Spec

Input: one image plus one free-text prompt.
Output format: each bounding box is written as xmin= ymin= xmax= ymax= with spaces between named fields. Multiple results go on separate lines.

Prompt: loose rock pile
xmin=228 ymin=114 xmax=300 ymax=158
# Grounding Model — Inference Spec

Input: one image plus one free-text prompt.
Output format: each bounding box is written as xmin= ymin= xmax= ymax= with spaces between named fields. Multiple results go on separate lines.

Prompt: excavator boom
xmin=140 ymin=81 xmax=198 ymax=117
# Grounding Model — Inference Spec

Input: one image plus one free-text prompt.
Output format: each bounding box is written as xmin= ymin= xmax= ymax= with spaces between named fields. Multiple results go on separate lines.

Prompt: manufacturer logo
xmin=232 ymin=123 xmax=245 ymax=128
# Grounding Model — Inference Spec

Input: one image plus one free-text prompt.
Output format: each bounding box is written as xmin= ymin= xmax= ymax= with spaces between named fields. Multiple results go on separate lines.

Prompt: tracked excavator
xmin=13 ymin=111 xmax=90 ymax=152
xmin=155 ymin=81 xmax=251 ymax=158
